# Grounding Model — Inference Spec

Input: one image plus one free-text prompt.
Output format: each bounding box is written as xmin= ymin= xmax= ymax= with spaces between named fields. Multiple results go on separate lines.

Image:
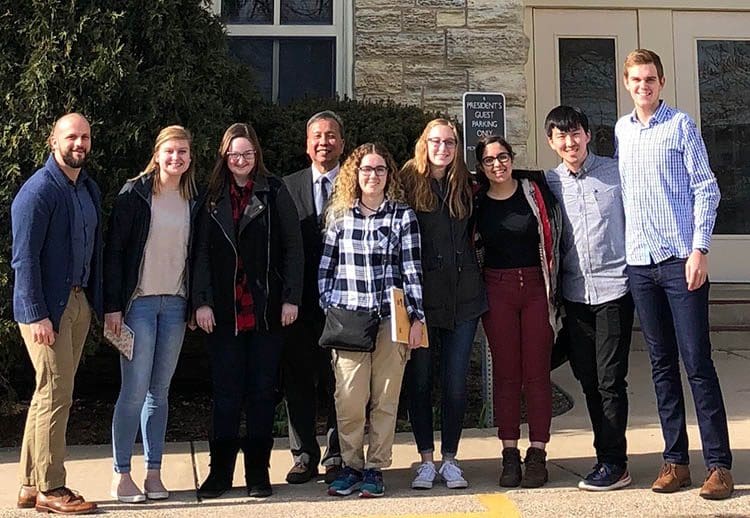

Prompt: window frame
xmin=212 ymin=0 xmax=352 ymax=102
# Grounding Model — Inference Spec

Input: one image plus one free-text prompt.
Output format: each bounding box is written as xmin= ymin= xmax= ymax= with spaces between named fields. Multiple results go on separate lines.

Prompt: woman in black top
xmin=192 ymin=123 xmax=303 ymax=499
xmin=474 ymin=135 xmax=561 ymax=489
xmin=401 ymin=119 xmax=487 ymax=489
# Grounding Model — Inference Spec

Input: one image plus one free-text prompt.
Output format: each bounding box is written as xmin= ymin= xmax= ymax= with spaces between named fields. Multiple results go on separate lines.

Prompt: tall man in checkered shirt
xmin=615 ymin=49 xmax=733 ymax=500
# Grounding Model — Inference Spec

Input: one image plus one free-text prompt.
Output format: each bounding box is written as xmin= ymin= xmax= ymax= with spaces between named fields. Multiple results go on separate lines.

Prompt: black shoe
xmin=521 ymin=447 xmax=549 ymax=488
xmin=500 ymin=447 xmax=522 ymax=487
xmin=244 ymin=437 xmax=273 ymax=498
xmin=286 ymin=460 xmax=318 ymax=484
xmin=197 ymin=439 xmax=240 ymax=499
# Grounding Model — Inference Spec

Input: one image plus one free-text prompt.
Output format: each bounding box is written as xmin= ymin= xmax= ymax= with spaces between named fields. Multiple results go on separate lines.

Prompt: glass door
xmin=532 ymin=10 xmax=637 ymax=170
xmin=674 ymin=11 xmax=750 ymax=281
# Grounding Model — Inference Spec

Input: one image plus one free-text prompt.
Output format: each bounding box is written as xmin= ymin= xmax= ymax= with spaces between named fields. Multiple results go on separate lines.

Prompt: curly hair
xmin=400 ymin=118 xmax=472 ymax=219
xmin=326 ymin=142 xmax=405 ymax=224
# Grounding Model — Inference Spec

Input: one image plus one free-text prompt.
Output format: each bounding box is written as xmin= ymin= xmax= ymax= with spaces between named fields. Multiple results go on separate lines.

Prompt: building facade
xmin=214 ymin=0 xmax=750 ymax=281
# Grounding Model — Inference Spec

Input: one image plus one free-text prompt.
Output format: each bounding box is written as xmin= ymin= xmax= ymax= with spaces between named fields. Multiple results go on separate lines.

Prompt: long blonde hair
xmin=326 ymin=143 xmax=404 ymax=224
xmin=401 ymin=118 xmax=472 ymax=219
xmin=132 ymin=125 xmax=196 ymax=199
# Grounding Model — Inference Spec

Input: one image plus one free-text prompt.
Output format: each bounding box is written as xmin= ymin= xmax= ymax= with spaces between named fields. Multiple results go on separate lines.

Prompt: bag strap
xmin=375 ymin=203 xmax=396 ymax=318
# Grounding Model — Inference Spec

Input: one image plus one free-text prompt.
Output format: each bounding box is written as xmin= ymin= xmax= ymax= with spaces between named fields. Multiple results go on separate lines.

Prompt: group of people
xmin=11 ymin=48 xmax=734 ymax=515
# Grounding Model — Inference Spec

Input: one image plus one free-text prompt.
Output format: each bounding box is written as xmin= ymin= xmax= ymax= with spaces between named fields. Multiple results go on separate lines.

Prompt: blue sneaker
xmin=578 ymin=463 xmax=632 ymax=491
xmin=327 ymin=466 xmax=363 ymax=496
xmin=359 ymin=468 xmax=385 ymax=498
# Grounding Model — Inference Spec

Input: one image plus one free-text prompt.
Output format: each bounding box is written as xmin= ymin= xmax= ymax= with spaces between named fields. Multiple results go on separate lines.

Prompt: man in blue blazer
xmin=12 ymin=113 xmax=102 ymax=515
xmin=281 ymin=111 xmax=344 ymax=484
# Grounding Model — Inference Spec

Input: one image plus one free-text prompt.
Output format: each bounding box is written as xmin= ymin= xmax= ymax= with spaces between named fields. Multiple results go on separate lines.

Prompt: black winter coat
xmin=103 ymin=173 xmax=202 ymax=318
xmin=191 ymin=172 xmax=303 ymax=334
xmin=417 ymin=178 xmax=488 ymax=329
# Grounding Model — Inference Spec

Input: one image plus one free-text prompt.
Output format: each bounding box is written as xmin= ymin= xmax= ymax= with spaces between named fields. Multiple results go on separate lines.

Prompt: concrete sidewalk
xmin=1 ymin=350 xmax=749 ymax=517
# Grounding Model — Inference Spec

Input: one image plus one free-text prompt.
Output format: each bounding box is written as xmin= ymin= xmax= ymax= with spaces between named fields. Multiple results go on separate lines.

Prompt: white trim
xmin=272 ymin=40 xmax=280 ymax=102
xmin=225 ymin=25 xmax=339 ymax=37
xmin=216 ymin=0 xmax=349 ymax=100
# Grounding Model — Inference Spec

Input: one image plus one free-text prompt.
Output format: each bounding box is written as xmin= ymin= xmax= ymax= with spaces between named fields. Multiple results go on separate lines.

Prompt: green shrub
xmin=0 ymin=1 xmax=439 ymax=402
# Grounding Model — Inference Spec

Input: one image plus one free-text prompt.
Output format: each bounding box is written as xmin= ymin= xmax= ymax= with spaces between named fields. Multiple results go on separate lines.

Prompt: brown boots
xmin=651 ymin=462 xmax=691 ymax=493
xmin=499 ymin=447 xmax=522 ymax=487
xmin=499 ymin=447 xmax=548 ymax=488
xmin=522 ymin=447 xmax=549 ymax=488
xmin=651 ymin=462 xmax=733 ymax=500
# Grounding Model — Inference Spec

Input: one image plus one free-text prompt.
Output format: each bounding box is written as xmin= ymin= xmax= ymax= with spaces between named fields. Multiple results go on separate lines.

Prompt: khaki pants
xmin=332 ymin=318 xmax=410 ymax=471
xmin=18 ymin=290 xmax=91 ymax=491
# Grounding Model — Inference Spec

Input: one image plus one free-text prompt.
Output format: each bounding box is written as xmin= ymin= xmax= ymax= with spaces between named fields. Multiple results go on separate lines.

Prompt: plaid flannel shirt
xmin=318 ymin=199 xmax=425 ymax=322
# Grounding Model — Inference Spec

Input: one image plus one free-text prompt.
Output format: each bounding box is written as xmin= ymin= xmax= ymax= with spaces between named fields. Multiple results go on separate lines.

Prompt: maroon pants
xmin=482 ymin=267 xmax=553 ymax=443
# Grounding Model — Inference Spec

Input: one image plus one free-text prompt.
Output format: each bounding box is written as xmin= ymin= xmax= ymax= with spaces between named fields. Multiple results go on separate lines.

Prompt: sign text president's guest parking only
xmin=462 ymin=92 xmax=506 ymax=173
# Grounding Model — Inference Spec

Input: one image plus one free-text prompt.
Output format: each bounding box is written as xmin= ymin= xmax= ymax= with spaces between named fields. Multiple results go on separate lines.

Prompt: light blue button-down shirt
xmin=312 ymin=163 xmax=339 ymax=216
xmin=615 ymin=101 xmax=720 ymax=266
xmin=545 ymin=153 xmax=628 ymax=305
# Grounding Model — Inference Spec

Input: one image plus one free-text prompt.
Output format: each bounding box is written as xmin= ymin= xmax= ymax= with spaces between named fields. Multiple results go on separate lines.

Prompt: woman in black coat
xmin=192 ymin=123 xmax=303 ymax=498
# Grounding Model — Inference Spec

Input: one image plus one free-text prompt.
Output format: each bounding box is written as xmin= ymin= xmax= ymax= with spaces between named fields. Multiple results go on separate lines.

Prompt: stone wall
xmin=353 ymin=0 xmax=530 ymax=162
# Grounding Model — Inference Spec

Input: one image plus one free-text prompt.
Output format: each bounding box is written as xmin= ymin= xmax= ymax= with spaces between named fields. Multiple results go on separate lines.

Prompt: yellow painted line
xmin=344 ymin=493 xmax=521 ymax=518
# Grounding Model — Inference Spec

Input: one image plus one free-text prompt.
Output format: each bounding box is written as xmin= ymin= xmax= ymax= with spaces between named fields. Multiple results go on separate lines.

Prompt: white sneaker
xmin=411 ymin=461 xmax=437 ymax=489
xmin=439 ymin=459 xmax=468 ymax=489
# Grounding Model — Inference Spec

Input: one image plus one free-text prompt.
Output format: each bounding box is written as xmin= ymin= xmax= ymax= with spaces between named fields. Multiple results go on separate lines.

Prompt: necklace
xmin=360 ymin=199 xmax=383 ymax=212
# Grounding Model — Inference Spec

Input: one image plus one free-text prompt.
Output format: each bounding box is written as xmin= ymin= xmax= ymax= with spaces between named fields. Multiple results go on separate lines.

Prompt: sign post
xmin=463 ymin=92 xmax=505 ymax=428
xmin=462 ymin=92 xmax=506 ymax=173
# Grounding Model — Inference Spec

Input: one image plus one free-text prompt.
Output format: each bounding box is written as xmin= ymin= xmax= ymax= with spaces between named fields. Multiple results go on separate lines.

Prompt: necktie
xmin=317 ymin=176 xmax=330 ymax=217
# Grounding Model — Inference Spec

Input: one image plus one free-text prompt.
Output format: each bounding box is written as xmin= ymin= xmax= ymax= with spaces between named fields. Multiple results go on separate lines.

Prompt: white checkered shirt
xmin=318 ymin=199 xmax=425 ymax=322
xmin=615 ymin=101 xmax=720 ymax=265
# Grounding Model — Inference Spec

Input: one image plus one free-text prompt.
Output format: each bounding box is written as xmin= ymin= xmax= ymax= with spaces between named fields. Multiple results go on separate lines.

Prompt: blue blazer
xmin=11 ymin=154 xmax=104 ymax=331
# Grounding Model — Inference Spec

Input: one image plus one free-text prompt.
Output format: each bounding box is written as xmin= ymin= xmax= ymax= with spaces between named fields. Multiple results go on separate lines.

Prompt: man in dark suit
xmin=282 ymin=110 xmax=345 ymax=484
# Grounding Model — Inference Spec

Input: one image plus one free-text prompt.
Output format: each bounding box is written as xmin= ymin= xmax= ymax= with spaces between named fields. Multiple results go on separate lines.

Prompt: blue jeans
xmin=112 ymin=295 xmax=187 ymax=473
xmin=627 ymin=257 xmax=732 ymax=469
xmin=405 ymin=318 xmax=478 ymax=456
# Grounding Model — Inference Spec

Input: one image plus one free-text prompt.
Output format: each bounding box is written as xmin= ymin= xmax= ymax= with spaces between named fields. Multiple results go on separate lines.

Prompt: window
xmin=213 ymin=0 xmax=351 ymax=103
xmin=558 ymin=38 xmax=618 ymax=158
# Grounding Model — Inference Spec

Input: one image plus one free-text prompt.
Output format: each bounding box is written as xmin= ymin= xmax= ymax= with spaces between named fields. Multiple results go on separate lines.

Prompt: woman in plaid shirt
xmin=319 ymin=143 xmax=425 ymax=498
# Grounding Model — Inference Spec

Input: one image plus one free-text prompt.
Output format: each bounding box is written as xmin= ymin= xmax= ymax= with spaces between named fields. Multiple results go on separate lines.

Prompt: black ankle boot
xmin=243 ymin=437 xmax=273 ymax=498
xmin=198 ymin=439 xmax=240 ymax=499
xmin=521 ymin=447 xmax=549 ymax=488
xmin=500 ymin=447 xmax=522 ymax=487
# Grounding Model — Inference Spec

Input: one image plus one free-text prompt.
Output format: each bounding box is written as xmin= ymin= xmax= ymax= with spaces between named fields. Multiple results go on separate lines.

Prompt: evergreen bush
xmin=0 ymin=0 xmax=438 ymax=402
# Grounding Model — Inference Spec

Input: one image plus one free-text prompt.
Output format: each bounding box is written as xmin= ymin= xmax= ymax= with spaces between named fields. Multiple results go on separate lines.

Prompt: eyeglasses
xmin=427 ymin=137 xmax=457 ymax=149
xmin=358 ymin=166 xmax=388 ymax=176
xmin=481 ymin=153 xmax=512 ymax=166
xmin=227 ymin=150 xmax=256 ymax=162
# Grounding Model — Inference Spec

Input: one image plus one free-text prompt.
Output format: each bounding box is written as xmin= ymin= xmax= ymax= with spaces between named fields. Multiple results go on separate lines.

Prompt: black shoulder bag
xmin=319 ymin=207 xmax=395 ymax=352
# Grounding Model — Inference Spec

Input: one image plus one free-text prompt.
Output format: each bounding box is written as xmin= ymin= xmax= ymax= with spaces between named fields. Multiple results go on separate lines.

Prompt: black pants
xmin=281 ymin=314 xmax=340 ymax=467
xmin=206 ymin=328 xmax=282 ymax=443
xmin=564 ymin=292 xmax=634 ymax=466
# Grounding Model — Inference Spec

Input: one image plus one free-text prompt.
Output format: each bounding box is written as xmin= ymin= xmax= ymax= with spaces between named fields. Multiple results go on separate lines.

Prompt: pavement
xmin=1 ymin=349 xmax=749 ymax=517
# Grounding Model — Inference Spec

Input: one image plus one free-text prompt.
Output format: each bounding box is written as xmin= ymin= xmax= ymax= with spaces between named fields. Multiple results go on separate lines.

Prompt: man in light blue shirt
xmin=615 ymin=49 xmax=732 ymax=500
xmin=545 ymin=106 xmax=633 ymax=492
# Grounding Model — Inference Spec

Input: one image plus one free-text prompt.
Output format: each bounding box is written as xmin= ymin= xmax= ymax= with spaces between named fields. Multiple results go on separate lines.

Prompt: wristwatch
xmin=697 ymin=247 xmax=709 ymax=255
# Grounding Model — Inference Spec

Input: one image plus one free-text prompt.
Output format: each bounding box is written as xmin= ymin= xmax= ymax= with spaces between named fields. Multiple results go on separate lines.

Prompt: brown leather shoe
xmin=35 ymin=487 xmax=98 ymax=515
xmin=285 ymin=460 xmax=317 ymax=484
xmin=17 ymin=486 xmax=37 ymax=509
xmin=651 ymin=463 xmax=691 ymax=493
xmin=699 ymin=467 xmax=734 ymax=500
